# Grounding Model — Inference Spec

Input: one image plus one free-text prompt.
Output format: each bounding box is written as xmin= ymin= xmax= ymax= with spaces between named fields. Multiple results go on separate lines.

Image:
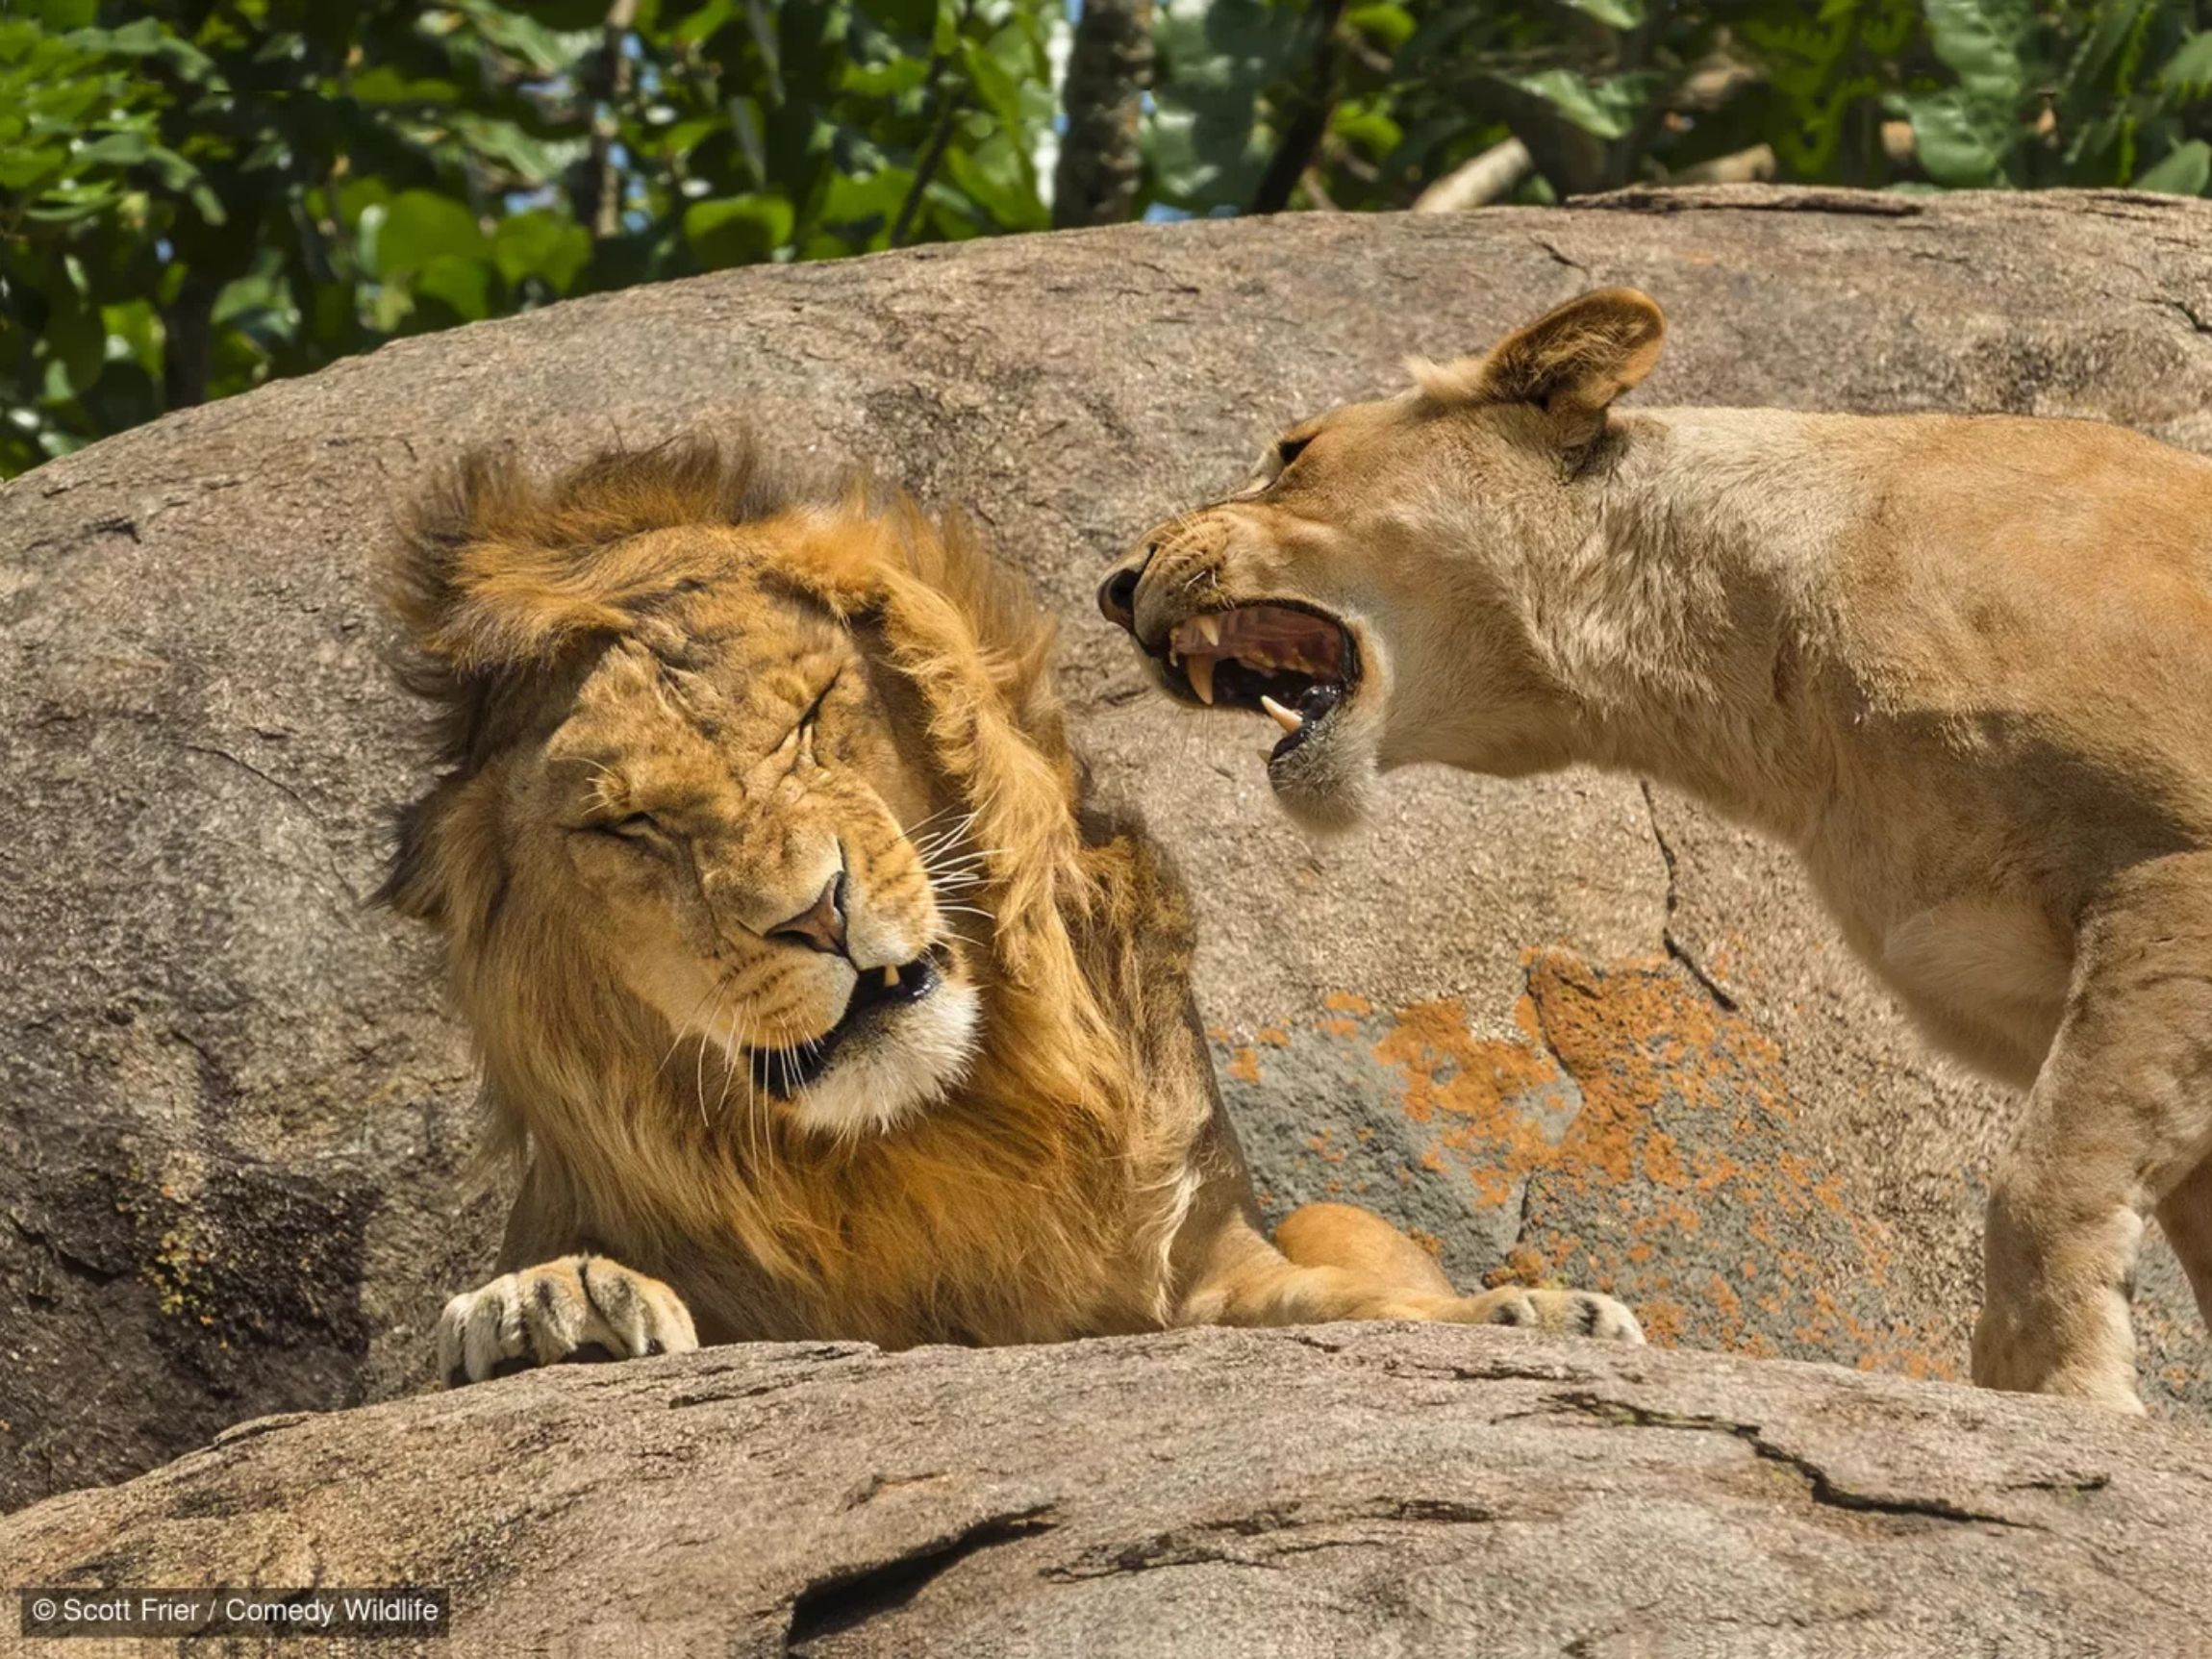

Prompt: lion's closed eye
xmin=591 ymin=811 xmax=666 ymax=848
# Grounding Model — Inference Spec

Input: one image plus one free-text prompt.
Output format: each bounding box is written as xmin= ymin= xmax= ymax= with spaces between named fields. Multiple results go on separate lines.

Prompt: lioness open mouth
xmin=1155 ymin=602 xmax=1360 ymax=761
xmin=754 ymin=943 xmax=949 ymax=1098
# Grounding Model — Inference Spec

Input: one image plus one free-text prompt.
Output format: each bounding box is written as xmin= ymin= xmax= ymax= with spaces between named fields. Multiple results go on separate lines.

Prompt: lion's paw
xmin=1455 ymin=1286 xmax=1646 ymax=1345
xmin=437 ymin=1254 xmax=699 ymax=1388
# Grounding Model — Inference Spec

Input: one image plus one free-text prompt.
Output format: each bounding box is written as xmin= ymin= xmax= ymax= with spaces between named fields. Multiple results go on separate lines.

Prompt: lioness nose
xmin=1097 ymin=549 xmax=1151 ymax=633
xmin=768 ymin=871 xmax=847 ymax=956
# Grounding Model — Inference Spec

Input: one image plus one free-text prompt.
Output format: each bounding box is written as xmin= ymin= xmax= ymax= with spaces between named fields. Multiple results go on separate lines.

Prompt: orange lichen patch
xmin=1636 ymin=1297 xmax=1690 ymax=1347
xmin=1215 ymin=949 xmax=1969 ymax=1386
xmin=1487 ymin=1241 xmax=1555 ymax=1288
xmin=1307 ymin=1129 xmax=1345 ymax=1165
xmin=1370 ymin=994 xmax=1569 ymax=1191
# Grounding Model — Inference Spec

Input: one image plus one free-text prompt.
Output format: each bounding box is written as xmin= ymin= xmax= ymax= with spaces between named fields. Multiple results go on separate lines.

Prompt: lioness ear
xmin=1420 ymin=288 xmax=1665 ymax=449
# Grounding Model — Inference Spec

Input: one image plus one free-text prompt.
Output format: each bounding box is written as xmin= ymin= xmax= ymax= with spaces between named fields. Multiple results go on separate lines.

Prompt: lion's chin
xmin=780 ymin=979 xmax=982 ymax=1140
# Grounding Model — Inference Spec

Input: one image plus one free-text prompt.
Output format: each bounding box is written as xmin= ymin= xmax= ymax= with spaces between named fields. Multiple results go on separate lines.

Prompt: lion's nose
xmin=768 ymin=871 xmax=847 ymax=956
xmin=1097 ymin=548 xmax=1152 ymax=632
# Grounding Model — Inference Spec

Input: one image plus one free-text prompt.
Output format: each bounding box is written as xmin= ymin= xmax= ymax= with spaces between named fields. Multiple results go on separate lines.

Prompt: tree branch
xmin=1250 ymin=0 xmax=1346 ymax=214
xmin=579 ymin=0 xmax=641 ymax=241
xmin=892 ymin=70 xmax=963 ymax=248
xmin=1052 ymin=0 xmax=1155 ymax=229
xmin=1413 ymin=138 xmax=1532 ymax=213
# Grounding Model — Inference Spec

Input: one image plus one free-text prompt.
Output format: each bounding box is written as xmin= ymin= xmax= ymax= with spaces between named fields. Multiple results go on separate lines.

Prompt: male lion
xmin=383 ymin=436 xmax=1641 ymax=1381
xmin=1100 ymin=288 xmax=2212 ymax=1413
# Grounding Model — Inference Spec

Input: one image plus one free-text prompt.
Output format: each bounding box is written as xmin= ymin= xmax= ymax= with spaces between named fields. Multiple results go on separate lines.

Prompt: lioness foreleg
xmin=1973 ymin=854 xmax=2212 ymax=1412
xmin=1183 ymin=1202 xmax=1644 ymax=1342
xmin=438 ymin=1254 xmax=699 ymax=1388
xmin=2155 ymin=1156 xmax=2212 ymax=1333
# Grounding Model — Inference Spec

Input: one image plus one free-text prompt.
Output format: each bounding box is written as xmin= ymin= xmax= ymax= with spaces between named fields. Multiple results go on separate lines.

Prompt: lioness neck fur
xmin=383 ymin=436 xmax=1642 ymax=1383
xmin=1105 ymin=289 xmax=2212 ymax=1412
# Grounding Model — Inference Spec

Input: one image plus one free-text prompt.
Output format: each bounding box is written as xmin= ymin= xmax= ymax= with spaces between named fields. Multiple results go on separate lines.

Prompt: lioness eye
xmin=600 ymin=812 xmax=660 ymax=842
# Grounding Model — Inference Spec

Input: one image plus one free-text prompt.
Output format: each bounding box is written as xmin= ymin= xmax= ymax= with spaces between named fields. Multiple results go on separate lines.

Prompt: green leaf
xmin=1497 ymin=68 xmax=1656 ymax=140
xmin=942 ymin=134 xmax=1046 ymax=232
xmin=415 ymin=254 xmax=490 ymax=320
xmin=372 ymin=189 xmax=487 ymax=278
xmin=682 ymin=193 xmax=793 ymax=266
xmin=1555 ymin=0 xmax=1644 ymax=27
xmin=0 ymin=142 xmax=64 ymax=193
xmin=347 ymin=65 xmax=462 ymax=105
xmin=2135 ymin=139 xmax=2211 ymax=196
xmin=1897 ymin=88 xmax=2010 ymax=187
xmin=43 ymin=265 xmax=103 ymax=399
xmin=493 ymin=208 xmax=592 ymax=293
xmin=1923 ymin=0 xmax=2029 ymax=100
xmin=1343 ymin=5 xmax=1416 ymax=49
xmin=1330 ymin=106 xmax=1402 ymax=159
xmin=102 ymin=299 xmax=160 ymax=377
xmin=459 ymin=6 xmax=587 ymax=76
xmin=2162 ymin=33 xmax=2212 ymax=94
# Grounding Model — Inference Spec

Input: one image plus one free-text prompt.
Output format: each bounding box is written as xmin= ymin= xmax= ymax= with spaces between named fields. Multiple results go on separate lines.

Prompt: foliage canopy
xmin=5 ymin=0 xmax=2208 ymax=476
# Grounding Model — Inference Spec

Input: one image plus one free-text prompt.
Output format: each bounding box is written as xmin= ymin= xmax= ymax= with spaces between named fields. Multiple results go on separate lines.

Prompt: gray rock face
xmin=6 ymin=186 xmax=2212 ymax=1511
xmin=6 ymin=1326 xmax=2208 ymax=1656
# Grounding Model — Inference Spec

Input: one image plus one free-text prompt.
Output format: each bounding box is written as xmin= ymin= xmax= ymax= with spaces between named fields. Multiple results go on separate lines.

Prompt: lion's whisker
xmin=658 ymin=980 xmax=723 ymax=1080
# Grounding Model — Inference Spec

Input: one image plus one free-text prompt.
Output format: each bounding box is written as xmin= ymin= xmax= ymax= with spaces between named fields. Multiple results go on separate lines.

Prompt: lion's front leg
xmin=1438 ymin=1284 xmax=1646 ymax=1342
xmin=1179 ymin=1202 xmax=1644 ymax=1345
xmin=437 ymin=1254 xmax=699 ymax=1388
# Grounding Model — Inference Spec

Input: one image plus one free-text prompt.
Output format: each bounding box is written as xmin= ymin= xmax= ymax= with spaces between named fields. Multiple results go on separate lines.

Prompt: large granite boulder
xmin=5 ymin=1327 xmax=2207 ymax=1655
xmin=7 ymin=186 xmax=2212 ymax=1510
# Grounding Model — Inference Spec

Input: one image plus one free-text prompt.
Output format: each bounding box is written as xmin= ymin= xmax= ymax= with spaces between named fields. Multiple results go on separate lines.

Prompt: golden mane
xmin=384 ymin=436 xmax=1201 ymax=1345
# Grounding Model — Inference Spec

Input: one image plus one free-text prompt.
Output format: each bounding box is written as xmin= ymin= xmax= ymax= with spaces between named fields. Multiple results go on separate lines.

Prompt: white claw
xmin=1197 ymin=614 xmax=1221 ymax=647
xmin=1187 ymin=655 xmax=1217 ymax=706
xmin=1261 ymin=694 xmax=1303 ymax=735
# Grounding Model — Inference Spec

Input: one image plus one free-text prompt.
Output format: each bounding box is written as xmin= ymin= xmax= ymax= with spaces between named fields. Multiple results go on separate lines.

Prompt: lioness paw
xmin=437 ymin=1254 xmax=698 ymax=1388
xmin=1455 ymin=1287 xmax=1646 ymax=1345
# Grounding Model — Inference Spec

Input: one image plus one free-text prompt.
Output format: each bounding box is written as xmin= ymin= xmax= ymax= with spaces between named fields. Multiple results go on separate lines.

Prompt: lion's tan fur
xmin=388 ymin=440 xmax=1201 ymax=1345
xmin=392 ymin=437 xmax=1646 ymax=1365
xmin=1114 ymin=289 xmax=2212 ymax=1410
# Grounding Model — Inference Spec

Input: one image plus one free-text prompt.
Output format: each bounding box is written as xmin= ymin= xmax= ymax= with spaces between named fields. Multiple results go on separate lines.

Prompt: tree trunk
xmin=1250 ymin=0 xmax=1346 ymax=214
xmin=576 ymin=0 xmax=641 ymax=241
xmin=1413 ymin=138 xmax=1532 ymax=212
xmin=159 ymin=270 xmax=216 ymax=411
xmin=1052 ymin=0 xmax=1154 ymax=229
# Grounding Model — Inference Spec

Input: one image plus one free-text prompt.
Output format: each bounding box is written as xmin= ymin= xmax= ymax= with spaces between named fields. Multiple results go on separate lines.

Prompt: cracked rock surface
xmin=6 ymin=1325 xmax=2210 ymax=1655
xmin=6 ymin=186 xmax=2212 ymax=1510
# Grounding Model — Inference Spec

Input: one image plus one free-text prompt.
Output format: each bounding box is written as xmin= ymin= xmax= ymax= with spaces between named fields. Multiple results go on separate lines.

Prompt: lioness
xmin=383 ymin=437 xmax=1641 ymax=1381
xmin=1099 ymin=288 xmax=2212 ymax=1413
